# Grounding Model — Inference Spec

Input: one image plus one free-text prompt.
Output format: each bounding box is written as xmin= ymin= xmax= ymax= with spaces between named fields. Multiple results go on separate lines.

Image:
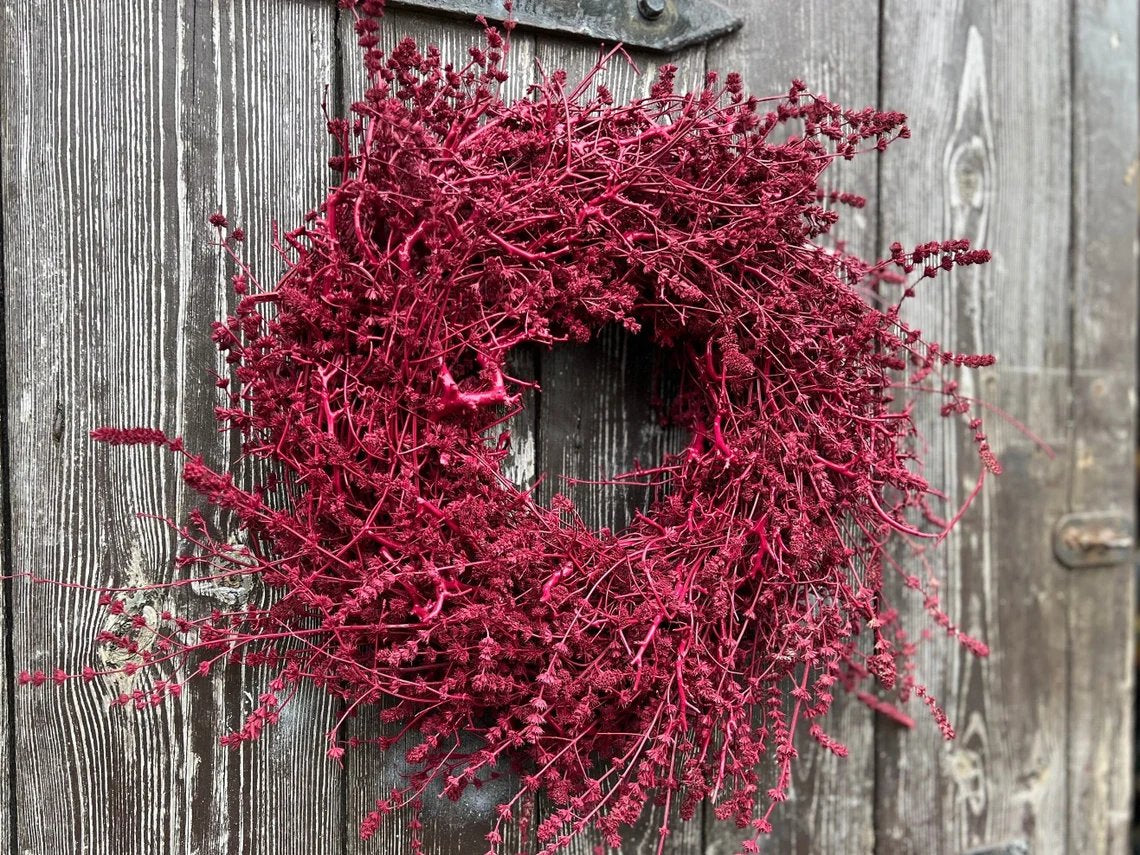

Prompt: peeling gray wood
xmin=1067 ymin=0 xmax=1137 ymax=851
xmin=703 ymin=2 xmax=880 ymax=852
xmin=875 ymin=2 xmax=1072 ymax=853
xmin=2 ymin=1 xmax=342 ymax=853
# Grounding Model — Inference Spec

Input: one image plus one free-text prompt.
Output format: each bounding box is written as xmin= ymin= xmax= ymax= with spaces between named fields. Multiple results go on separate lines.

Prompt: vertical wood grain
xmin=1068 ymin=0 xmax=1137 ymax=851
xmin=532 ymin=38 xmax=704 ymax=531
xmin=335 ymin=10 xmax=538 ymax=854
xmin=531 ymin=37 xmax=705 ymax=855
xmin=0 ymin=450 xmax=9 ymax=854
xmin=0 ymin=115 xmax=11 ymax=842
xmin=876 ymin=2 xmax=1072 ymax=852
xmin=704 ymin=3 xmax=879 ymax=852
xmin=191 ymin=5 xmax=344 ymax=854
xmin=5 ymin=4 xmax=207 ymax=849
xmin=1 ymin=1 xmax=342 ymax=852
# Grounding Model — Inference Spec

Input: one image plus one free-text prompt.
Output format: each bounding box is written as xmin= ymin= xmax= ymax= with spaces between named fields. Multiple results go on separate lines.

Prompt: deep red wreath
xmin=29 ymin=2 xmax=1006 ymax=853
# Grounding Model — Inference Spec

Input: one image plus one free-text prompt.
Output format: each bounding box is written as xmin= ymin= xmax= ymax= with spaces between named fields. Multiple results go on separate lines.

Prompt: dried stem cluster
xmin=25 ymin=3 xmax=1006 ymax=852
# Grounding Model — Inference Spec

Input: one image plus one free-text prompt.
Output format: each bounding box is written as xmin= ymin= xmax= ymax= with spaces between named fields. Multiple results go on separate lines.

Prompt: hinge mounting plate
xmin=1053 ymin=511 xmax=1134 ymax=569
xmin=386 ymin=0 xmax=743 ymax=53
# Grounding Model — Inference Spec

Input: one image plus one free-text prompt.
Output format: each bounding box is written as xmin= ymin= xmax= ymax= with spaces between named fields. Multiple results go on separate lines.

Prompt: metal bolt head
xmin=1052 ymin=511 xmax=1135 ymax=569
xmin=638 ymin=0 xmax=667 ymax=20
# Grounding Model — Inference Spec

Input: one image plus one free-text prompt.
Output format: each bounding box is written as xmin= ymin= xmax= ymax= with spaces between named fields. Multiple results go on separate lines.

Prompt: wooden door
xmin=1 ymin=1 xmax=1134 ymax=853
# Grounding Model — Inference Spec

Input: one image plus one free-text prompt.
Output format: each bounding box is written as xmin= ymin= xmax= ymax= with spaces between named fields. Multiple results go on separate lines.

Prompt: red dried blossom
xmin=23 ymin=3 xmax=1022 ymax=852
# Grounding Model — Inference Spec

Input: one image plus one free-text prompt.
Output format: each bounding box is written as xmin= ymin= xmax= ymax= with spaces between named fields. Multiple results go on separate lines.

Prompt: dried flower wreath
xmin=23 ymin=2 xmax=1008 ymax=852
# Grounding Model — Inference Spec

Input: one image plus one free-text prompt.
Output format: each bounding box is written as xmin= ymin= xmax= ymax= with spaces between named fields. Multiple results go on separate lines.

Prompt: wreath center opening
xmin=530 ymin=324 xmax=686 ymax=533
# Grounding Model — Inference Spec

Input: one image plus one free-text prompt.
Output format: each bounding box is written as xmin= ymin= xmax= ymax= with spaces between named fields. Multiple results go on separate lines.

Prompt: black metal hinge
xmin=386 ymin=0 xmax=743 ymax=52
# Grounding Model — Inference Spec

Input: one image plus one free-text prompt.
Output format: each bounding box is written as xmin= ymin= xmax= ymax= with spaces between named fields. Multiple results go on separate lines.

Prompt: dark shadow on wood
xmin=537 ymin=324 xmax=685 ymax=533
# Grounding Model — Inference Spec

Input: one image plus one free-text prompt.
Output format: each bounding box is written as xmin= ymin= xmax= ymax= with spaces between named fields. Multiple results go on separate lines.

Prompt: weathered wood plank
xmin=4 ymin=3 xmax=206 ymax=849
xmin=703 ymin=3 xmax=879 ymax=852
xmin=1067 ymin=0 xmax=1137 ymax=851
xmin=334 ymin=10 xmax=538 ymax=854
xmin=190 ymin=5 xmax=344 ymax=854
xmin=1 ymin=1 xmax=342 ymax=852
xmin=530 ymin=37 xmax=705 ymax=855
xmin=0 ymin=460 xmax=9 ymax=854
xmin=875 ymin=2 xmax=1072 ymax=852
xmin=0 ymin=218 xmax=10 ymax=854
